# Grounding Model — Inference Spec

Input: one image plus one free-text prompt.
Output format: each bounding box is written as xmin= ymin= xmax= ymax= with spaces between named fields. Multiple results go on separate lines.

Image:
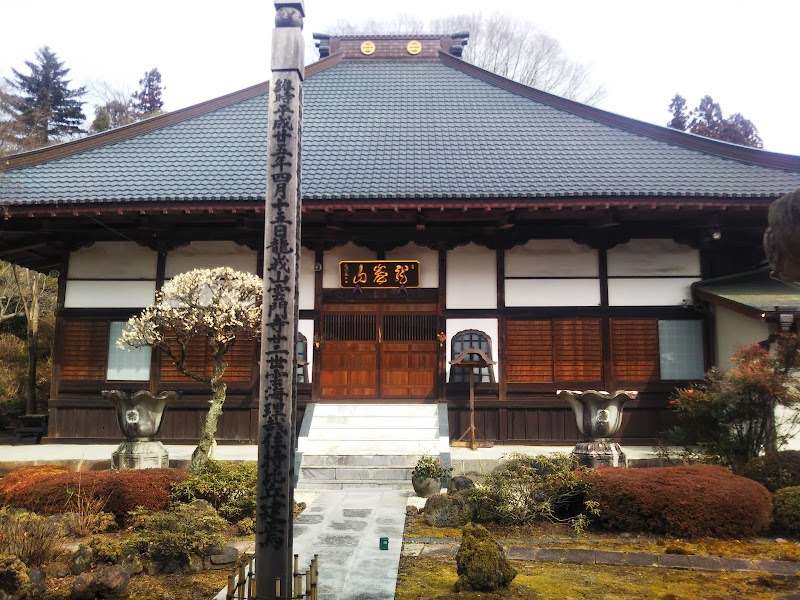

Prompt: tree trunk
xmin=24 ymin=297 xmax=39 ymax=415
xmin=190 ymin=360 xmax=227 ymax=473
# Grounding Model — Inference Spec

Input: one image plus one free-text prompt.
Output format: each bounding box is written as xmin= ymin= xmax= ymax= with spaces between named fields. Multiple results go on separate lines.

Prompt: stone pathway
xmin=215 ymin=490 xmax=407 ymax=600
xmin=401 ymin=541 xmax=800 ymax=576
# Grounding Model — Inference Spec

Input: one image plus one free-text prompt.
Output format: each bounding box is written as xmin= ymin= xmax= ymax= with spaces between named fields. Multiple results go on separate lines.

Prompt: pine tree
xmin=1 ymin=46 xmax=87 ymax=147
xmin=666 ymin=94 xmax=763 ymax=148
xmin=131 ymin=68 xmax=165 ymax=115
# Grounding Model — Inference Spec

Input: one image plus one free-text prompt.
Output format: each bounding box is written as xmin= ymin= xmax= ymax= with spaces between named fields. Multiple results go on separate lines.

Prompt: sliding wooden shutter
xmin=553 ymin=319 xmax=602 ymax=382
xmin=61 ymin=320 xmax=109 ymax=381
xmin=506 ymin=320 xmax=553 ymax=382
xmin=159 ymin=336 xmax=256 ymax=383
xmin=610 ymin=319 xmax=659 ymax=381
xmin=505 ymin=319 xmax=601 ymax=383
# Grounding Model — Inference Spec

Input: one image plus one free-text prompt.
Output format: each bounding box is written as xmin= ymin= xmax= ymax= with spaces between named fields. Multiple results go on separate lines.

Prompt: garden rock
xmin=455 ymin=523 xmax=516 ymax=592
xmin=208 ymin=545 xmax=238 ymax=569
xmin=70 ymin=545 xmax=94 ymax=575
xmin=119 ymin=547 xmax=142 ymax=575
xmin=26 ymin=569 xmax=45 ymax=599
xmin=189 ymin=499 xmax=217 ymax=514
xmin=0 ymin=554 xmax=29 ymax=597
xmin=448 ymin=476 xmax=475 ymax=494
xmin=45 ymin=561 xmax=71 ymax=578
xmin=424 ymin=493 xmax=474 ymax=528
xmin=405 ymin=506 xmax=421 ymax=516
xmin=70 ymin=564 xmax=129 ymax=600
xmin=186 ymin=553 xmax=204 ymax=574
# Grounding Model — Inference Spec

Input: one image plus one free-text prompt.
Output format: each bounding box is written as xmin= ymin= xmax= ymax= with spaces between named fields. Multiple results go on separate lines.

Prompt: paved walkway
xmin=215 ymin=490 xmax=407 ymax=600
xmin=402 ymin=540 xmax=800 ymax=576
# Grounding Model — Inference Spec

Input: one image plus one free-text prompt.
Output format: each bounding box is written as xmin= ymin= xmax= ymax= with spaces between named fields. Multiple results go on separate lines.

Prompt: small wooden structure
xmin=450 ymin=348 xmax=495 ymax=450
xmin=225 ymin=554 xmax=319 ymax=600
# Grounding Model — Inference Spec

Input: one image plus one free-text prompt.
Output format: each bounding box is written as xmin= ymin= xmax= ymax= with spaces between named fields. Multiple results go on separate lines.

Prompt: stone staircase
xmin=296 ymin=403 xmax=450 ymax=490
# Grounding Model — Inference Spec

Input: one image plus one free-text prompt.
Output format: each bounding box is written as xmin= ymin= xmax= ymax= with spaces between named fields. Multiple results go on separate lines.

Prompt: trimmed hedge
xmin=742 ymin=451 xmax=800 ymax=492
xmin=585 ymin=465 xmax=771 ymax=538
xmin=773 ymin=486 xmax=800 ymax=534
xmin=0 ymin=465 xmax=71 ymax=503
xmin=170 ymin=460 xmax=257 ymax=522
xmin=1 ymin=468 xmax=190 ymax=521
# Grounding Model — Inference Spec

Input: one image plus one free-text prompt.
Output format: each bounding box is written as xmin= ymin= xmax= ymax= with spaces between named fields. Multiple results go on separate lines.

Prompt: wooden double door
xmin=320 ymin=303 xmax=439 ymax=399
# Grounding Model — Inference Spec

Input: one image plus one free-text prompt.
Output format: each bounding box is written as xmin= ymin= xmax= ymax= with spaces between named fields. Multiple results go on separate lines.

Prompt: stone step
xmin=300 ymin=454 xmax=422 ymax=467
xmin=310 ymin=404 xmax=440 ymax=418
xmin=301 ymin=465 xmax=412 ymax=481
xmin=295 ymin=479 xmax=415 ymax=491
xmin=304 ymin=427 xmax=439 ymax=441
xmin=297 ymin=439 xmax=442 ymax=455
xmin=307 ymin=415 xmax=438 ymax=429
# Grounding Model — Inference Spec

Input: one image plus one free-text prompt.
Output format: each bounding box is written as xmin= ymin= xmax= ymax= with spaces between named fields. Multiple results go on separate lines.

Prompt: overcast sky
xmin=2 ymin=0 xmax=798 ymax=155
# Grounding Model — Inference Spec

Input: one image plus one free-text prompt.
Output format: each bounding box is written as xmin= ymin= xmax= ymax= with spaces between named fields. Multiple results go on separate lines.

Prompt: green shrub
xmin=412 ymin=455 xmax=452 ymax=481
xmin=236 ymin=517 xmax=256 ymax=536
xmin=773 ymin=486 xmax=800 ymax=533
xmin=0 ymin=508 xmax=65 ymax=566
xmin=89 ymin=536 xmax=125 ymax=564
xmin=170 ymin=460 xmax=257 ymax=522
xmin=129 ymin=503 xmax=227 ymax=564
xmin=742 ymin=451 xmax=800 ymax=492
xmin=423 ymin=493 xmax=474 ymax=528
xmin=585 ymin=465 xmax=772 ymax=538
xmin=467 ymin=453 xmax=597 ymax=532
xmin=1 ymin=469 xmax=189 ymax=522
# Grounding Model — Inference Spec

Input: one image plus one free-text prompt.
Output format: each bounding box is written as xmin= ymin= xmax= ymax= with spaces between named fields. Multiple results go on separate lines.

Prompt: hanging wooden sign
xmin=339 ymin=260 xmax=420 ymax=289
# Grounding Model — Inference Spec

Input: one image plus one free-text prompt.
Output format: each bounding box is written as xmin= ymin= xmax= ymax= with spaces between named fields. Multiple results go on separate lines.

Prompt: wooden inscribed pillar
xmin=256 ymin=1 xmax=305 ymax=597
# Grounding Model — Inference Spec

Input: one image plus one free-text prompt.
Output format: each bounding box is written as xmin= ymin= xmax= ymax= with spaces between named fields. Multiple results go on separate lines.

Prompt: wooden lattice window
xmin=506 ymin=319 xmax=602 ymax=383
xmin=61 ymin=319 xmax=109 ymax=381
xmin=610 ymin=319 xmax=660 ymax=381
xmin=296 ymin=333 xmax=308 ymax=383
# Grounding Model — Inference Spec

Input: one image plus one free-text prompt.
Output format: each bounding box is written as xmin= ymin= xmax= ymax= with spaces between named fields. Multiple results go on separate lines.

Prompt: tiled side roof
xmin=694 ymin=268 xmax=800 ymax=314
xmin=2 ymin=58 xmax=800 ymax=205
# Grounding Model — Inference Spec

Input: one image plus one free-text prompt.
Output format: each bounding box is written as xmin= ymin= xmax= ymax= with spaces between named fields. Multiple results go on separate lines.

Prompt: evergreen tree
xmin=131 ymin=68 xmax=164 ymax=115
xmin=667 ymin=94 xmax=763 ymax=148
xmin=1 ymin=46 xmax=87 ymax=146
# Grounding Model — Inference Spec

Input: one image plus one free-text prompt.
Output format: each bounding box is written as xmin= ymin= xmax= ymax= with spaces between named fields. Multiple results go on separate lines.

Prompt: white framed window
xmin=106 ymin=321 xmax=151 ymax=381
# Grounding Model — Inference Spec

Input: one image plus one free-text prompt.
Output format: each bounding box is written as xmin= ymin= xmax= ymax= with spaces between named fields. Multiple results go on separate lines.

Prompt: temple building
xmin=2 ymin=33 xmax=799 ymax=445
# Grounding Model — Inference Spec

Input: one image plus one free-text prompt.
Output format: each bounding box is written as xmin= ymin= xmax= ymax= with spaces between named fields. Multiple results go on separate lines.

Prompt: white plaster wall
xmin=715 ymin=307 xmax=769 ymax=369
xmin=607 ymin=278 xmax=698 ymax=306
xmin=68 ymin=242 xmax=157 ymax=279
xmin=165 ymin=241 xmax=257 ymax=277
xmin=446 ymin=244 xmax=496 ymax=309
xmin=607 ymin=239 xmax=700 ymax=276
xmin=322 ymin=243 xmax=376 ymax=289
xmin=385 ymin=243 xmax=439 ymax=288
xmin=64 ymin=280 xmax=157 ymax=308
xmin=505 ymin=240 xmax=599 ymax=277
xmin=445 ymin=318 xmax=499 ymax=382
xmin=298 ymin=319 xmax=315 ymax=383
xmin=505 ymin=279 xmax=601 ymax=307
xmin=299 ymin=248 xmax=316 ymax=310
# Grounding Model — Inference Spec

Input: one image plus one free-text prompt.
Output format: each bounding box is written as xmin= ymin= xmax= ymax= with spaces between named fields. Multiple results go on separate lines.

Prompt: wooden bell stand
xmin=449 ymin=348 xmax=495 ymax=450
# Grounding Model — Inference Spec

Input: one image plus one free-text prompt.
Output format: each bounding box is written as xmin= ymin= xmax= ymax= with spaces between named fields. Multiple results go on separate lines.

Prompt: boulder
xmin=448 ymin=476 xmax=475 ymax=494
xmin=208 ymin=545 xmax=239 ymax=569
xmin=70 ymin=545 xmax=94 ymax=575
xmin=26 ymin=568 xmax=45 ymax=599
xmin=120 ymin=547 xmax=143 ymax=575
xmin=45 ymin=561 xmax=72 ymax=578
xmin=70 ymin=565 xmax=129 ymax=600
xmin=0 ymin=555 xmax=29 ymax=597
xmin=423 ymin=493 xmax=474 ymax=528
xmin=455 ymin=523 xmax=516 ymax=592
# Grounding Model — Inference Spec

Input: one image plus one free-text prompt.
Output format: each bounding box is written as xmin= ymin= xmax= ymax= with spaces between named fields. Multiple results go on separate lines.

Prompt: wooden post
xmin=257 ymin=1 xmax=305 ymax=598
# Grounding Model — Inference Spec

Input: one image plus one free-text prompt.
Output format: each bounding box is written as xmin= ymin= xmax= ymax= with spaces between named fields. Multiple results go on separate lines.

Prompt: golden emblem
xmin=407 ymin=40 xmax=422 ymax=55
xmin=360 ymin=41 xmax=376 ymax=55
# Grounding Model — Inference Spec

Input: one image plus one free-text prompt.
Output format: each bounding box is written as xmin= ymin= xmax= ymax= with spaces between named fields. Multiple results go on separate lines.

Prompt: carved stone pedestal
xmin=572 ymin=441 xmax=626 ymax=468
xmin=112 ymin=441 xmax=170 ymax=469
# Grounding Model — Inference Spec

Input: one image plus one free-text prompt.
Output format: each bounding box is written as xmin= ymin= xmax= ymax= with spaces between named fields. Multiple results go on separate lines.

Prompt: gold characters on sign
xmin=407 ymin=41 xmax=422 ymax=55
xmin=360 ymin=41 xmax=376 ymax=55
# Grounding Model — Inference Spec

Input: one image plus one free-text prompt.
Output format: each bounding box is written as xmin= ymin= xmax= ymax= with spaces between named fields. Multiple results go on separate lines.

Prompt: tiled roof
xmin=2 ymin=56 xmax=800 ymax=205
xmin=694 ymin=268 xmax=800 ymax=315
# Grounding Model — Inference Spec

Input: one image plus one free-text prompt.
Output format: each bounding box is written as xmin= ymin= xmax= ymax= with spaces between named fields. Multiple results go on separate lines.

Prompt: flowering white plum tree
xmin=119 ymin=267 xmax=262 ymax=472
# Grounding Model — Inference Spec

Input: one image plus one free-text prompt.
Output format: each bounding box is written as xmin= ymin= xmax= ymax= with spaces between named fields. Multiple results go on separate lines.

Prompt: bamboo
xmin=305 ymin=570 xmax=311 ymax=599
xmin=293 ymin=554 xmax=302 ymax=599
xmin=248 ymin=558 xmax=256 ymax=599
xmin=276 ymin=577 xmax=281 ymax=600
xmin=227 ymin=574 xmax=235 ymax=598
xmin=238 ymin=564 xmax=246 ymax=600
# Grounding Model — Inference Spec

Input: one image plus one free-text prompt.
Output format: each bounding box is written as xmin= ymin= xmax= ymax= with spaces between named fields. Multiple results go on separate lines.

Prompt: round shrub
xmin=0 ymin=465 xmax=70 ymax=503
xmin=455 ymin=523 xmax=516 ymax=592
xmin=1 ymin=469 xmax=190 ymax=522
xmin=585 ymin=465 xmax=771 ymax=538
xmin=742 ymin=451 xmax=800 ymax=492
xmin=773 ymin=486 xmax=800 ymax=533
xmin=170 ymin=460 xmax=257 ymax=522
